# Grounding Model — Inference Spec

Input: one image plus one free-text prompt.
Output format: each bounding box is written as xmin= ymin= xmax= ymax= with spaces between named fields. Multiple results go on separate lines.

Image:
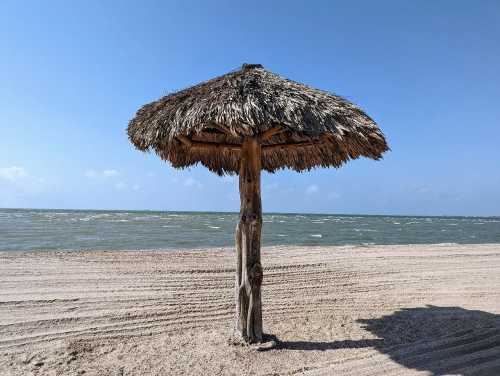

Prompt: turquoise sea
xmin=0 ymin=208 xmax=499 ymax=251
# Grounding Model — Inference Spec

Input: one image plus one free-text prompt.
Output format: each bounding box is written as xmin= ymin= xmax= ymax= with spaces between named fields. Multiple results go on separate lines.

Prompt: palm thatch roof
xmin=127 ymin=64 xmax=389 ymax=175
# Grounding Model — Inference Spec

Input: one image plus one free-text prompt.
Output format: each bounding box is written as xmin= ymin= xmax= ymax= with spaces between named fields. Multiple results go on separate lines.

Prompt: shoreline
xmin=3 ymin=241 xmax=500 ymax=254
xmin=1 ymin=243 xmax=500 ymax=375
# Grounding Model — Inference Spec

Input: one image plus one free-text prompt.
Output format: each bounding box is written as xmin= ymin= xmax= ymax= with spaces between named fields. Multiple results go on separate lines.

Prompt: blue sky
xmin=1 ymin=0 xmax=499 ymax=216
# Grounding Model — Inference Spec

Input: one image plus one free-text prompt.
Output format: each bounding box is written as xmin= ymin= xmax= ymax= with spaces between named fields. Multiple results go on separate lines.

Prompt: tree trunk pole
xmin=235 ymin=137 xmax=263 ymax=343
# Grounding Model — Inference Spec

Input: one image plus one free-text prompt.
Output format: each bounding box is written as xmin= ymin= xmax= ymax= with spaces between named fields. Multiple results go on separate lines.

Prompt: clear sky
xmin=1 ymin=0 xmax=499 ymax=216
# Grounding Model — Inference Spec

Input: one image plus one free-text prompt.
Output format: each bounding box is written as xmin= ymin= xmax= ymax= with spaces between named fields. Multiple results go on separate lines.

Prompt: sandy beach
xmin=1 ymin=243 xmax=500 ymax=375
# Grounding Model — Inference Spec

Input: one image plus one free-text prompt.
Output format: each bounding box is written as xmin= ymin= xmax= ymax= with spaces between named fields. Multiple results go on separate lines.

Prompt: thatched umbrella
xmin=127 ymin=64 xmax=389 ymax=344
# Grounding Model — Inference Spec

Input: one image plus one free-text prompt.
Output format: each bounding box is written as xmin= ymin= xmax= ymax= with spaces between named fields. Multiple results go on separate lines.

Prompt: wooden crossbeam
xmin=176 ymin=135 xmax=242 ymax=151
xmin=262 ymin=140 xmax=321 ymax=151
xmin=210 ymin=123 xmax=235 ymax=136
xmin=259 ymin=126 xmax=285 ymax=141
xmin=176 ymin=133 xmax=328 ymax=153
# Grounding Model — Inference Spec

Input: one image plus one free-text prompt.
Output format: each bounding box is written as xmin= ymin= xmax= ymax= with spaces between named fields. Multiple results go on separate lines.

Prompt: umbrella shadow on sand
xmin=272 ymin=305 xmax=500 ymax=375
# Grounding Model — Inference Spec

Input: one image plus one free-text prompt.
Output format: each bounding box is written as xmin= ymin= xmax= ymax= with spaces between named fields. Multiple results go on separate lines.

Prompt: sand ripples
xmin=1 ymin=244 xmax=500 ymax=375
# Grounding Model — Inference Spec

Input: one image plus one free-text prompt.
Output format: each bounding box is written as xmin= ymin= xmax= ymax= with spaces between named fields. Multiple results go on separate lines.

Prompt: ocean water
xmin=0 ymin=208 xmax=499 ymax=251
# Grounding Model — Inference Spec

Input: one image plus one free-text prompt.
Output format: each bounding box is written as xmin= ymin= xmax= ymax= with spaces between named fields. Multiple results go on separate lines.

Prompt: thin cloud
xmin=0 ymin=166 xmax=28 ymax=182
xmin=0 ymin=166 xmax=48 ymax=195
xmin=184 ymin=177 xmax=203 ymax=189
xmin=85 ymin=169 xmax=119 ymax=178
xmin=306 ymin=184 xmax=319 ymax=195
xmin=102 ymin=169 xmax=118 ymax=177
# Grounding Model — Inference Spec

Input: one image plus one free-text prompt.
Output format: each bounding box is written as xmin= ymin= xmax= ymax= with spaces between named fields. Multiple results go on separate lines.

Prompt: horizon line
xmin=1 ymin=207 xmax=498 ymax=219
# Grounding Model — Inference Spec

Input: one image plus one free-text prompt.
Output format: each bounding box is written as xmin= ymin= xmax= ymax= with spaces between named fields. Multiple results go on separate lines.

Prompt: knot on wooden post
xmin=240 ymin=214 xmax=261 ymax=225
xmin=249 ymin=262 xmax=263 ymax=287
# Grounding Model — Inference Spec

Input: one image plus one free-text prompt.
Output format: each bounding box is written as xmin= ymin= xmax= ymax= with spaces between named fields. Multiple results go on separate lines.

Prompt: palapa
xmin=127 ymin=63 xmax=389 ymax=344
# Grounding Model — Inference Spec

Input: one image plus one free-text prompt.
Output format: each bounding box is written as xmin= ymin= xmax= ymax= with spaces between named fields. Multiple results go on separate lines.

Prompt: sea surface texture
xmin=1 ymin=209 xmax=499 ymax=251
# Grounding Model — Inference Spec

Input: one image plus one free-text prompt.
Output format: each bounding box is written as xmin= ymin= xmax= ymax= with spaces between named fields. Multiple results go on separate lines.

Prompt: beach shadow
xmin=274 ymin=305 xmax=500 ymax=375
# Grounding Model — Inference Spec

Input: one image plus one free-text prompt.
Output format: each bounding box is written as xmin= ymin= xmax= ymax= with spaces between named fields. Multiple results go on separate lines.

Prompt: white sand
xmin=1 ymin=244 xmax=500 ymax=375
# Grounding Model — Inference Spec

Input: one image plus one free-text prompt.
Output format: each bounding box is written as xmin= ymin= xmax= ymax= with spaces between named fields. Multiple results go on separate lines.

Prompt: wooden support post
xmin=235 ymin=137 xmax=263 ymax=343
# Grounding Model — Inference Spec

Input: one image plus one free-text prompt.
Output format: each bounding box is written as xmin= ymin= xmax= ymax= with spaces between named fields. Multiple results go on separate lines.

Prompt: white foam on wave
xmin=208 ymin=226 xmax=221 ymax=229
xmin=78 ymin=214 xmax=113 ymax=221
xmin=310 ymin=234 xmax=322 ymax=238
xmin=76 ymin=235 xmax=100 ymax=240
xmin=133 ymin=215 xmax=161 ymax=221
